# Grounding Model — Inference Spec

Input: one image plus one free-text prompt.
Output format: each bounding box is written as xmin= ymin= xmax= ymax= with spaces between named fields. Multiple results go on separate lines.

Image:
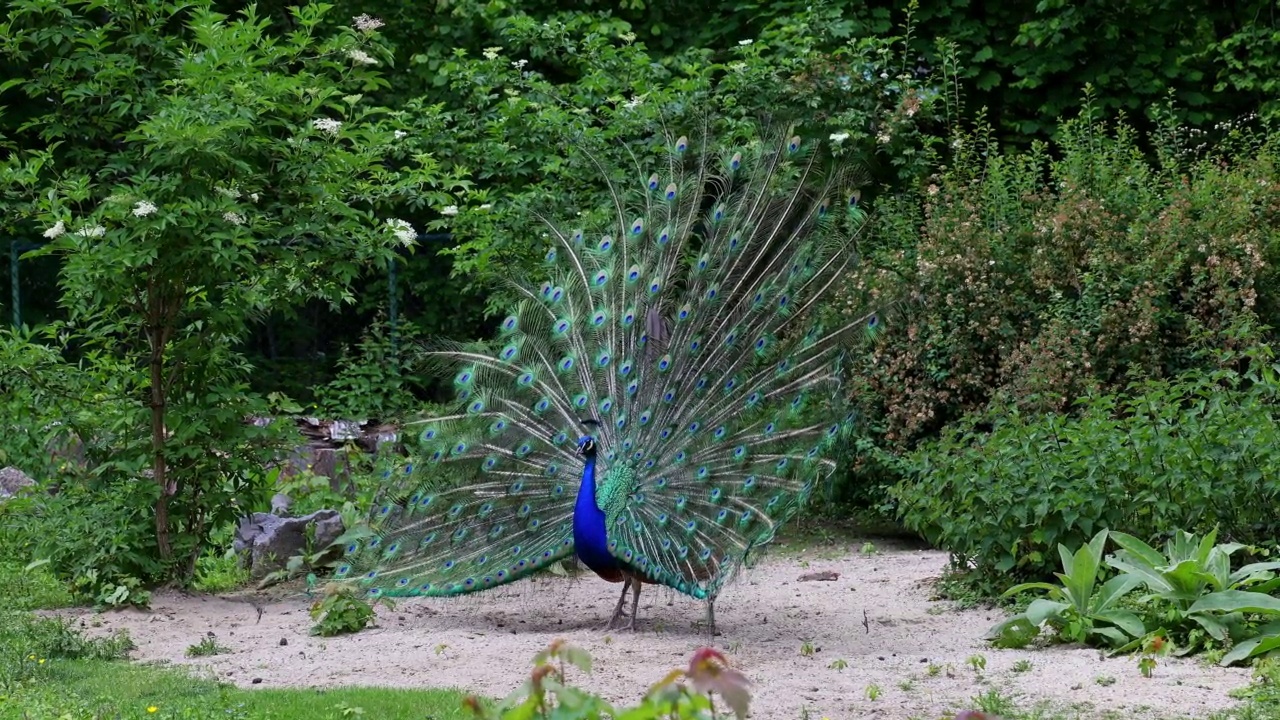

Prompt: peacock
xmin=335 ymin=120 xmax=885 ymax=634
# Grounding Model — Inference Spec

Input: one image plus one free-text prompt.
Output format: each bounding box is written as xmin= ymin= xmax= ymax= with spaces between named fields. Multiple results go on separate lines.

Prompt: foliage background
xmin=0 ymin=0 xmax=1278 ymax=599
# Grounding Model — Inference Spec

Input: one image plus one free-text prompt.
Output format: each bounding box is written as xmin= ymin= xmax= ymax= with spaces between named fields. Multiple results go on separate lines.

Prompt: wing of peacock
xmin=335 ymin=319 xmax=606 ymax=596
xmin=577 ymin=126 xmax=879 ymax=600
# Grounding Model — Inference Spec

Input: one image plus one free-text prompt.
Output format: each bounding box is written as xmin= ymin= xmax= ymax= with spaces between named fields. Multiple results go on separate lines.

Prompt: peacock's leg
xmin=604 ymin=578 xmax=632 ymax=630
xmin=625 ymin=576 xmax=642 ymax=632
xmin=704 ymin=598 xmax=717 ymax=638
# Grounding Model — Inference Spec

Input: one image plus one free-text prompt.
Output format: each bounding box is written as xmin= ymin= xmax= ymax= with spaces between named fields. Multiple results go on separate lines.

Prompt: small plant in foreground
xmin=971 ymin=688 xmax=1017 ymax=716
xmin=865 ymin=683 xmax=882 ymax=701
xmin=309 ymin=585 xmax=394 ymax=637
xmin=465 ymin=640 xmax=751 ymax=719
xmin=1012 ymin=659 xmax=1032 ymax=673
xmin=828 ymin=659 xmax=848 ymax=670
xmin=185 ymin=634 xmax=231 ymax=657
xmin=1138 ymin=635 xmax=1169 ymax=678
xmin=967 ymin=654 xmax=987 ymax=673
xmin=800 ymin=640 xmax=816 ymax=656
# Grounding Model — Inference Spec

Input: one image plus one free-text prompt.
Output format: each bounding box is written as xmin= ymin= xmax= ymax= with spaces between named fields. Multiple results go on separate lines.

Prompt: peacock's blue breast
xmin=572 ymin=461 xmax=619 ymax=574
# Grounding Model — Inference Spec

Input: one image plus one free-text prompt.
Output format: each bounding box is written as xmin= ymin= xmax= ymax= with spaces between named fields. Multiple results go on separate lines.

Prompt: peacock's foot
xmin=601 ymin=578 xmax=633 ymax=631
xmin=602 ymin=609 xmax=630 ymax=631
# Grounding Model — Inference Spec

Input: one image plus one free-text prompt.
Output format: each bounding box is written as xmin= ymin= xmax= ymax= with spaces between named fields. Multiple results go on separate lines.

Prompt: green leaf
xmin=1221 ymin=635 xmax=1280 ymax=667
xmin=1001 ymin=582 xmax=1059 ymax=598
xmin=1090 ymin=626 xmax=1130 ymax=647
xmin=1229 ymin=562 xmax=1280 ymax=586
xmin=1091 ymin=609 xmax=1145 ymax=639
xmin=1026 ymin=598 xmax=1070 ymax=626
xmin=1091 ymin=573 xmax=1143 ymax=613
xmin=1189 ymin=590 xmax=1280 ymax=615
xmin=1190 ymin=613 xmax=1231 ymax=642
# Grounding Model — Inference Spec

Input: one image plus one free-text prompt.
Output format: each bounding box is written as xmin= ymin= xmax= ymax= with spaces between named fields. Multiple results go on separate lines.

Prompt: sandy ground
xmin=54 ymin=540 xmax=1253 ymax=720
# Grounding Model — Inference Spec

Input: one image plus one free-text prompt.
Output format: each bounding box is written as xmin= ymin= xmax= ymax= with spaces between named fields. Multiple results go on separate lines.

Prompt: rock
xmin=797 ymin=570 xmax=840 ymax=582
xmin=269 ymin=493 xmax=292 ymax=516
xmin=233 ymin=509 xmax=345 ymax=575
xmin=0 ymin=466 xmax=35 ymax=498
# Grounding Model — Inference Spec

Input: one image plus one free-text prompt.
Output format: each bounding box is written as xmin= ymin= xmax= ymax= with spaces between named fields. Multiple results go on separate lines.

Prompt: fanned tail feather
xmin=338 ymin=119 xmax=887 ymax=602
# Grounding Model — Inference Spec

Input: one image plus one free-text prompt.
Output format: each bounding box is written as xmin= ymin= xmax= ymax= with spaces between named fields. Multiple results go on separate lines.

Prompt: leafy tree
xmin=0 ymin=0 xmax=467 ymax=569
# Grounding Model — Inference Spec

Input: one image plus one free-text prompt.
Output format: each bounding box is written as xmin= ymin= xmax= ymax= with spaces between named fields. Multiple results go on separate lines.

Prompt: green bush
xmin=418 ymin=4 xmax=946 ymax=314
xmin=819 ymin=104 xmax=1280 ymax=520
xmin=844 ymin=107 xmax=1280 ymax=452
xmin=892 ymin=356 xmax=1280 ymax=587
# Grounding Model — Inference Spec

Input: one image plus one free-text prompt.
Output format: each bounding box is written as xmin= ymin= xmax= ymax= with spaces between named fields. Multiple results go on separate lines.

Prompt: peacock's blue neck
xmin=572 ymin=455 xmax=618 ymax=574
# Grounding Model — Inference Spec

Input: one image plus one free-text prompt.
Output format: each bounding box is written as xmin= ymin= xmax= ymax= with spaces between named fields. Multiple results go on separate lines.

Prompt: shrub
xmin=892 ymin=355 xmax=1280 ymax=587
xmin=840 ymin=106 xmax=1280 ymax=452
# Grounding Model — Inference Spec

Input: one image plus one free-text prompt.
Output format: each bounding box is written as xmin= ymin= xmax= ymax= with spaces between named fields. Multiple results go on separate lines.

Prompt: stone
xmin=0 ymin=466 xmax=35 ymax=498
xmin=233 ymin=509 xmax=345 ymax=575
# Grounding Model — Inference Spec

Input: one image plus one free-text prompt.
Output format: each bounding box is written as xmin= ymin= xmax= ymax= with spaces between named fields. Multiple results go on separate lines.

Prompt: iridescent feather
xmin=337 ymin=120 xmax=884 ymax=633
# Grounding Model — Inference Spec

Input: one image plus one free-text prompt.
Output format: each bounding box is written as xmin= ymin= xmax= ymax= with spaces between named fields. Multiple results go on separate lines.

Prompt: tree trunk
xmin=150 ymin=338 xmax=172 ymax=560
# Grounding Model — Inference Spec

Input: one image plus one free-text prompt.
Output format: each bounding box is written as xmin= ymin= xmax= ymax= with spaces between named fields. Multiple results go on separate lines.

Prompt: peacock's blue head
xmin=575 ymin=436 xmax=598 ymax=459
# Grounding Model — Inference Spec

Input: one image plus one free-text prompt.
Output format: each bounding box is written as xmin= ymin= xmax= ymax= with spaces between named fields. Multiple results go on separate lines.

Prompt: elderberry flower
xmin=440 ymin=205 xmax=459 ymax=217
xmin=43 ymin=220 xmax=65 ymax=239
xmin=386 ymin=218 xmax=415 ymax=246
xmin=133 ymin=201 xmax=158 ymax=217
xmin=75 ymin=225 xmax=106 ymax=238
xmin=347 ymin=49 xmax=377 ymax=66
xmin=312 ymin=118 xmax=342 ymax=136
xmin=352 ymin=14 xmax=384 ymax=32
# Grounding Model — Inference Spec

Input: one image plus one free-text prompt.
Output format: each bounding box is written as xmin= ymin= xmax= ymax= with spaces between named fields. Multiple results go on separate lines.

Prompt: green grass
xmin=0 ymin=560 xmax=75 ymax=610
xmin=0 ymin=657 xmax=476 ymax=720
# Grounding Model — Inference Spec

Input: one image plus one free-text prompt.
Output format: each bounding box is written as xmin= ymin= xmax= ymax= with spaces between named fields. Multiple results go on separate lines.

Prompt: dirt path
xmin=56 ymin=542 xmax=1251 ymax=719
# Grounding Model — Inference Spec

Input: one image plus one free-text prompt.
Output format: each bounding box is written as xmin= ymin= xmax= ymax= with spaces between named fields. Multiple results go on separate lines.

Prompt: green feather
xmin=338 ymin=119 xmax=887 ymax=611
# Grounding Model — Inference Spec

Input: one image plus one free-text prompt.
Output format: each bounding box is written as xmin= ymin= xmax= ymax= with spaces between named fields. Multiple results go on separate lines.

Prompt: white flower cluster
xmin=386 ymin=218 xmax=416 ymax=246
xmin=440 ymin=205 xmax=459 ymax=217
xmin=223 ymin=211 xmax=246 ymax=226
xmin=829 ymin=132 xmax=850 ymax=144
xmin=352 ymin=14 xmax=384 ymax=32
xmin=347 ymin=49 xmax=378 ymax=66
xmin=75 ymin=225 xmax=106 ymax=238
xmin=394 ymin=130 xmax=408 ymax=139
xmin=312 ymin=118 xmax=342 ymax=136
xmin=511 ymin=59 xmax=528 ymax=70
xmin=483 ymin=47 xmax=502 ymax=60
xmin=43 ymin=220 xmax=65 ymax=239
xmin=133 ymin=200 xmax=158 ymax=217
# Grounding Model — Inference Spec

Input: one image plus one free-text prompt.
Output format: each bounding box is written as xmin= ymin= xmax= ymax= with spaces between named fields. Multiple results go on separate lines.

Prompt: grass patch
xmin=0 ymin=656 xmax=475 ymax=720
xmin=191 ymin=548 xmax=251 ymax=594
xmin=0 ymin=560 xmax=74 ymax=611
